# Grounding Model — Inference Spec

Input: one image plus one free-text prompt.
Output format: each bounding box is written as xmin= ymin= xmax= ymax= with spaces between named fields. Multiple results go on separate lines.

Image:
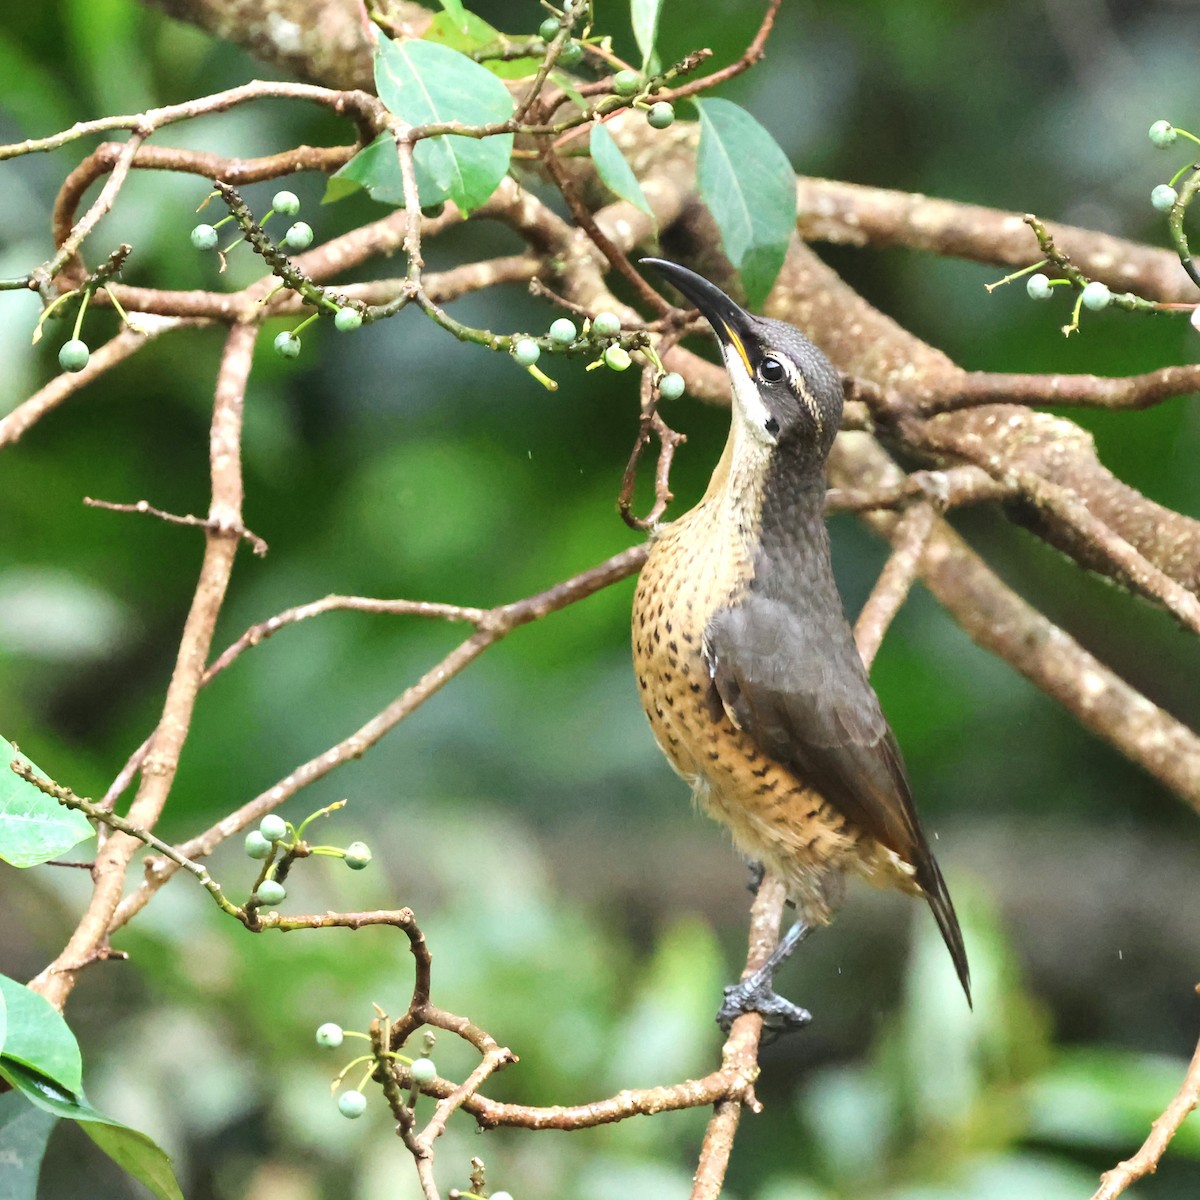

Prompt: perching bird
xmin=632 ymin=258 xmax=970 ymax=1028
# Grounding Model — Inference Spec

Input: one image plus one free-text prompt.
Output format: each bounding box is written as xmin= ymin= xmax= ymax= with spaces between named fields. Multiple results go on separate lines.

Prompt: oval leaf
xmin=631 ymin=0 xmax=665 ymax=71
xmin=0 ymin=1060 xmax=183 ymax=1200
xmin=0 ymin=1090 xmax=58 ymax=1200
xmin=325 ymin=132 xmax=446 ymax=208
xmin=590 ymin=123 xmax=653 ymax=217
xmin=423 ymin=11 xmax=542 ymax=80
xmin=695 ymin=98 xmax=797 ymax=307
xmin=0 ymin=737 xmax=93 ymax=867
xmin=0 ymin=974 xmax=83 ymax=1095
xmin=374 ymin=36 xmax=514 ymax=215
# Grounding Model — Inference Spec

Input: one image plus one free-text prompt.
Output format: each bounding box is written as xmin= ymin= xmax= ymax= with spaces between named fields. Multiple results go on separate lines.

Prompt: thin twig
xmin=84 ymin=496 xmax=268 ymax=556
xmin=1090 ymin=1025 xmax=1200 ymax=1200
xmin=854 ymin=502 xmax=936 ymax=668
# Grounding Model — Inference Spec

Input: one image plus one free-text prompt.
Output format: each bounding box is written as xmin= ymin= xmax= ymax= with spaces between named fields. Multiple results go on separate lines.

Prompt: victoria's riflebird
xmin=632 ymin=258 xmax=970 ymax=1027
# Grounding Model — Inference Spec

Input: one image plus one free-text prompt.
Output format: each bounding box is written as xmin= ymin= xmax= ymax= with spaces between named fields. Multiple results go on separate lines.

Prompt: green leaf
xmin=0 ymin=975 xmax=82 ymax=1095
xmin=0 ymin=1090 xmax=57 ymax=1200
xmin=374 ymin=35 xmax=515 ymax=214
xmin=631 ymin=0 xmax=665 ymax=71
xmin=435 ymin=0 xmax=468 ymax=33
xmin=423 ymin=11 xmax=542 ymax=79
xmin=0 ymin=1060 xmax=183 ymax=1200
xmin=589 ymin=122 xmax=653 ymax=216
xmin=695 ymin=98 xmax=797 ymax=307
xmin=0 ymin=737 xmax=93 ymax=867
xmin=324 ymin=132 xmax=446 ymax=208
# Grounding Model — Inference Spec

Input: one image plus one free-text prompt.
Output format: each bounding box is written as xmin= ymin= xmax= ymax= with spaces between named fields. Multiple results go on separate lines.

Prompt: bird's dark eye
xmin=759 ymin=357 xmax=785 ymax=384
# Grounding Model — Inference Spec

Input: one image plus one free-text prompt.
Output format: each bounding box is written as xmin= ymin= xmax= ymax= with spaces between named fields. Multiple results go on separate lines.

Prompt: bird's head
xmin=641 ymin=258 xmax=844 ymax=474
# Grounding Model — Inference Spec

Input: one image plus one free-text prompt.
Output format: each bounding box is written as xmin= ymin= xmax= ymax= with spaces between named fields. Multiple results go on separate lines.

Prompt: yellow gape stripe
xmin=722 ymin=324 xmax=754 ymax=376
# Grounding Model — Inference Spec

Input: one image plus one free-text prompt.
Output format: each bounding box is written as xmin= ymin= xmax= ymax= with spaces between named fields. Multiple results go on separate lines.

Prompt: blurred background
xmin=2 ymin=1 xmax=1200 ymax=1197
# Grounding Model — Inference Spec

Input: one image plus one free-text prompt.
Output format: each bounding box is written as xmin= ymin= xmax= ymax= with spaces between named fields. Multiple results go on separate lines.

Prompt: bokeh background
xmin=2 ymin=1 xmax=1200 ymax=1197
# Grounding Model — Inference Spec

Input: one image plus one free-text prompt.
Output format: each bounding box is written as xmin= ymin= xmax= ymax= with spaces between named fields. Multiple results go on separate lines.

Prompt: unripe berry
xmin=613 ymin=70 xmax=641 ymax=96
xmin=558 ymin=40 xmax=583 ymax=66
xmin=549 ymin=317 xmax=577 ymax=344
xmin=647 ymin=102 xmax=675 ymax=130
xmin=273 ymin=331 xmax=301 ymax=360
xmin=315 ymin=1022 xmax=344 ymax=1048
xmin=190 ymin=223 xmax=218 ymax=251
xmin=1151 ymin=183 xmax=1178 ymax=212
xmin=58 ymin=339 xmax=90 ymax=372
xmin=272 ymin=190 xmax=301 ymax=215
xmin=338 ymin=1090 xmax=367 ymax=1118
xmin=590 ymin=311 xmax=621 ymax=338
xmin=1081 ymin=281 xmax=1112 ymax=311
xmin=245 ymin=830 xmax=273 ymax=859
xmin=603 ymin=345 xmax=631 ymax=371
xmin=259 ymin=814 xmax=288 ymax=842
xmin=1025 ymin=272 xmax=1053 ymax=301
xmin=255 ymin=879 xmax=286 ymax=906
xmin=538 ymin=16 xmax=559 ymax=41
xmin=1148 ymin=120 xmax=1177 ymax=148
xmin=344 ymin=841 xmax=372 ymax=870
xmin=490 ymin=1192 xmax=515 ymax=1200
xmin=283 ymin=221 xmax=314 ymax=251
xmin=334 ymin=307 xmax=363 ymax=332
xmin=512 ymin=337 xmax=540 ymax=366
xmin=658 ymin=372 xmax=685 ymax=400
xmin=409 ymin=1057 xmax=437 ymax=1086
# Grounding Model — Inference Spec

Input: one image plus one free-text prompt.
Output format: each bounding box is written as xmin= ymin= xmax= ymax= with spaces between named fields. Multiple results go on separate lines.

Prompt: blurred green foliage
xmin=2 ymin=1 xmax=1200 ymax=1197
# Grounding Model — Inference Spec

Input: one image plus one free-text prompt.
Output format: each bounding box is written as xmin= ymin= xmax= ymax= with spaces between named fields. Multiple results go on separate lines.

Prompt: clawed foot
xmin=716 ymin=968 xmax=812 ymax=1038
xmin=716 ymin=918 xmax=814 ymax=1039
xmin=745 ymin=859 xmax=766 ymax=895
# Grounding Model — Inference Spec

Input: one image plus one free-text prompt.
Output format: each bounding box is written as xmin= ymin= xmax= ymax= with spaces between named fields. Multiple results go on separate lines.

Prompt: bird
xmin=631 ymin=257 xmax=970 ymax=1029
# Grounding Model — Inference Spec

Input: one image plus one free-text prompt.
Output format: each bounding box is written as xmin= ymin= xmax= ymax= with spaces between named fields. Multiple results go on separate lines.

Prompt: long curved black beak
xmin=640 ymin=258 xmax=757 ymax=365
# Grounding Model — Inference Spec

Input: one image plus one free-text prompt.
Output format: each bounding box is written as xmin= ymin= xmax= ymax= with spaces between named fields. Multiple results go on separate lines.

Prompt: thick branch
xmin=29 ymin=321 xmax=257 ymax=1009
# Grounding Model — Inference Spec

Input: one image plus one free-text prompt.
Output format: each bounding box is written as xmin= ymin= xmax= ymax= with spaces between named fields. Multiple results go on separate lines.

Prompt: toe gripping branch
xmin=717 ymin=919 xmax=813 ymax=1038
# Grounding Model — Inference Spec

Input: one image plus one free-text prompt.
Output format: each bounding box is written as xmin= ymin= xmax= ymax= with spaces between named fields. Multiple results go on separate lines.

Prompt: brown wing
xmin=705 ymin=594 xmax=971 ymax=1002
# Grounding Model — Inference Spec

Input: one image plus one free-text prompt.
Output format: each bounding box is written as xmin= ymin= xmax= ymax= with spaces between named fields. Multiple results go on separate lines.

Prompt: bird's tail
xmin=918 ymin=856 xmax=972 ymax=1007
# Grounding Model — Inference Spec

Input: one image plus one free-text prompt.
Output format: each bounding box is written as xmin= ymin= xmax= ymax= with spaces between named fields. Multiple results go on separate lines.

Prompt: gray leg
xmin=717 ymin=920 xmax=813 ymax=1036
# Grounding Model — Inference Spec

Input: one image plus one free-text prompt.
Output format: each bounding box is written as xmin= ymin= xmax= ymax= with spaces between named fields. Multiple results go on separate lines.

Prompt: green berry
xmin=58 ymin=339 xmax=90 ymax=372
xmin=272 ymin=190 xmax=301 ymax=216
xmin=316 ymin=1022 xmax=344 ymax=1048
xmin=549 ymin=317 xmax=577 ymax=345
xmin=613 ymin=70 xmax=641 ymax=96
xmin=603 ymin=344 xmax=631 ymax=371
xmin=558 ymin=40 xmax=583 ymax=66
xmin=259 ymin=814 xmax=288 ymax=842
xmin=283 ymin=221 xmax=314 ymax=251
xmin=658 ymin=372 xmax=685 ymax=400
xmin=273 ymin=332 xmax=301 ymax=360
xmin=245 ymin=830 xmax=273 ymax=859
xmin=334 ymin=307 xmax=362 ymax=332
xmin=255 ymin=879 xmax=286 ymax=906
xmin=1025 ymin=272 xmax=1053 ymax=301
xmin=539 ymin=16 xmax=560 ymax=41
xmin=190 ymin=223 xmax=218 ymax=251
xmin=1081 ymin=281 xmax=1112 ymax=311
xmin=591 ymin=311 xmax=621 ymax=338
xmin=491 ymin=1193 xmax=514 ymax=1200
xmin=513 ymin=337 xmax=540 ymax=366
xmin=338 ymin=1089 xmax=367 ymax=1119
xmin=409 ymin=1057 xmax=437 ymax=1086
xmin=1151 ymin=183 xmax=1178 ymax=212
xmin=647 ymin=102 xmax=675 ymax=130
xmin=344 ymin=841 xmax=372 ymax=870
xmin=1149 ymin=120 xmax=1177 ymax=148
